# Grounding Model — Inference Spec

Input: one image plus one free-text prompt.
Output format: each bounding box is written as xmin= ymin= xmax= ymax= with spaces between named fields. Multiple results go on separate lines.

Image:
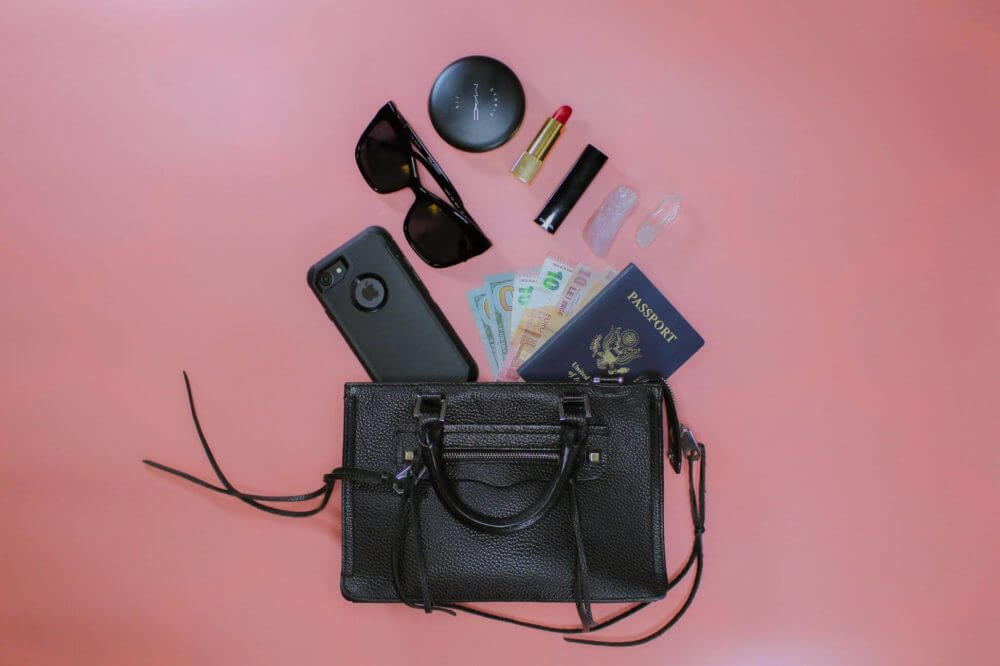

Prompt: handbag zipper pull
xmin=393 ymin=459 xmax=428 ymax=494
xmin=679 ymin=425 xmax=702 ymax=461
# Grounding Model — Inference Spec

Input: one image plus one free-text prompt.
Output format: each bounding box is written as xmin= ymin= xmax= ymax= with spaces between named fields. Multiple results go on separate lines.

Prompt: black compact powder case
xmin=428 ymin=55 xmax=525 ymax=152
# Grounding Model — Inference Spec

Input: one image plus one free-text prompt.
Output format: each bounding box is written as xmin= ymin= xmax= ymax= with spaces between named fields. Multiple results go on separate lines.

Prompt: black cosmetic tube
xmin=534 ymin=144 xmax=608 ymax=233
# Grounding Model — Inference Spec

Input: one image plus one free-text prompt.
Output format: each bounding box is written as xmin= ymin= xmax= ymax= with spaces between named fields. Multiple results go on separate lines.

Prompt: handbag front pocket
xmin=395 ymin=424 xmax=608 ymax=487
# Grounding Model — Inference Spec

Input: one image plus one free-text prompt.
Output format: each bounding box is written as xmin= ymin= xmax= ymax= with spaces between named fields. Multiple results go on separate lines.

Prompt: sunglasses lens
xmin=406 ymin=199 xmax=488 ymax=267
xmin=357 ymin=119 xmax=412 ymax=192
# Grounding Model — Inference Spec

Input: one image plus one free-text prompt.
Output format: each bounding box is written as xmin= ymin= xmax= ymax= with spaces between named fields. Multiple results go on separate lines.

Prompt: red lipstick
xmin=511 ymin=105 xmax=572 ymax=183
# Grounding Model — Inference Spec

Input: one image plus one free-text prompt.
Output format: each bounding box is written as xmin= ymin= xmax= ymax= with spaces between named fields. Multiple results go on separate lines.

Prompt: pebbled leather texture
xmin=341 ymin=382 xmax=667 ymax=604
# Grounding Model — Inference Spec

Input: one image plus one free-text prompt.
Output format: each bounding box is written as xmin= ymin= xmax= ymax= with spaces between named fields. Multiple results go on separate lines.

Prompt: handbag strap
xmin=412 ymin=393 xmax=591 ymax=534
xmin=144 ymin=372 xmax=706 ymax=647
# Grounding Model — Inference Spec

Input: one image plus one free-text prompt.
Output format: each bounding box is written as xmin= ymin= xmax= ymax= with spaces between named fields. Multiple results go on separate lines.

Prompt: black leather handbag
xmin=146 ymin=374 xmax=706 ymax=647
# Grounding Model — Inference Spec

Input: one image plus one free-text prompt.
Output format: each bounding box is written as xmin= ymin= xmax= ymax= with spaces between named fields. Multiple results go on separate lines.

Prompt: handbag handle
xmin=413 ymin=394 xmax=590 ymax=535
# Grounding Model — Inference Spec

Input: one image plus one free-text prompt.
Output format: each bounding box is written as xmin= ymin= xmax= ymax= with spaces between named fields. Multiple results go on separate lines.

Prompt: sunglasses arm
xmin=410 ymin=155 xmax=464 ymax=212
xmin=402 ymin=126 xmax=467 ymax=212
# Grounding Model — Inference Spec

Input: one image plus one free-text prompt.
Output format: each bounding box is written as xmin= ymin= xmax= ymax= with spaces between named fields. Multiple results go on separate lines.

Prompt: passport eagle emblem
xmin=590 ymin=326 xmax=642 ymax=375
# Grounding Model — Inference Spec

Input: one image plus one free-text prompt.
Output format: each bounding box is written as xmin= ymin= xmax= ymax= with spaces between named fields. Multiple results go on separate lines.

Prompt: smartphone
xmin=307 ymin=226 xmax=477 ymax=382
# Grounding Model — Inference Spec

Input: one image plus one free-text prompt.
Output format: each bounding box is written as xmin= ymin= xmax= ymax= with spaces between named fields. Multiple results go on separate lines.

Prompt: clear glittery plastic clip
xmin=635 ymin=195 xmax=682 ymax=249
xmin=582 ymin=186 xmax=638 ymax=257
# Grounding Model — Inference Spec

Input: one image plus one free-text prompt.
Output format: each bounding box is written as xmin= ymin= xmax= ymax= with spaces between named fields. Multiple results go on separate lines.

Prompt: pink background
xmin=2 ymin=1 xmax=998 ymax=663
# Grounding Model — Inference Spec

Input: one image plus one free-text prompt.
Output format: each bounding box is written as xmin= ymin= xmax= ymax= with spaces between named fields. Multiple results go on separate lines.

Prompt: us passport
xmin=517 ymin=264 xmax=704 ymax=382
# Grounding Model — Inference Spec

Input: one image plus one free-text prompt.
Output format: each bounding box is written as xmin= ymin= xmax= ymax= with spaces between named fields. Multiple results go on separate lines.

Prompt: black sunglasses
xmin=355 ymin=102 xmax=492 ymax=268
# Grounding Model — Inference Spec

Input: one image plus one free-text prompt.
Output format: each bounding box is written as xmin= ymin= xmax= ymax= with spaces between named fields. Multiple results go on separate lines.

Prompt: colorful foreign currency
xmin=499 ymin=255 xmax=577 ymax=381
xmin=469 ymin=256 xmax=618 ymax=381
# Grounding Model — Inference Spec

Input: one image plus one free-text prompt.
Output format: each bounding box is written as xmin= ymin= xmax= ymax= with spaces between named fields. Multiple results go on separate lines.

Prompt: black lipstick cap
xmin=534 ymin=144 xmax=607 ymax=233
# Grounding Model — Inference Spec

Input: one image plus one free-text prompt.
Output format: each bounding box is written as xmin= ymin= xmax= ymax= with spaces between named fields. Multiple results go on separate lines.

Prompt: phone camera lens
xmin=316 ymin=258 xmax=348 ymax=292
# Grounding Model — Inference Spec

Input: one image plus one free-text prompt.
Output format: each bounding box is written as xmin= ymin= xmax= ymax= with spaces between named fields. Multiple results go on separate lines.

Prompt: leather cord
xmin=142 ymin=371 xmax=391 ymax=517
xmin=390 ymin=469 xmax=457 ymax=616
xmin=564 ymin=442 xmax=705 ymax=646
xmin=568 ymin=479 xmax=595 ymax=631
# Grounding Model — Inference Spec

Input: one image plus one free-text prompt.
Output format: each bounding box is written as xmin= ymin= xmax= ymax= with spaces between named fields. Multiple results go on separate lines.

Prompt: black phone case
xmin=307 ymin=226 xmax=477 ymax=382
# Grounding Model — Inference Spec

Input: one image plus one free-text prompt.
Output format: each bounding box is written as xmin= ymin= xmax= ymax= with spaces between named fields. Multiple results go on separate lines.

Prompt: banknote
xmin=556 ymin=263 xmax=600 ymax=319
xmin=469 ymin=258 xmax=616 ymax=381
xmin=466 ymin=287 xmax=501 ymax=379
xmin=498 ymin=255 xmax=578 ymax=381
xmin=498 ymin=263 xmax=610 ymax=381
xmin=484 ymin=272 xmax=514 ymax=360
xmin=500 ymin=264 xmax=622 ymax=381
xmin=577 ymin=266 xmax=618 ymax=311
xmin=510 ymin=267 xmax=539 ymax=333
xmin=525 ymin=254 xmax=578 ymax=314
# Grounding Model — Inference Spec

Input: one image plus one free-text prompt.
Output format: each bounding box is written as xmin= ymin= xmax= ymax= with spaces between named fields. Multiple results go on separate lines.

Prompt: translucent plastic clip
xmin=635 ymin=195 xmax=681 ymax=249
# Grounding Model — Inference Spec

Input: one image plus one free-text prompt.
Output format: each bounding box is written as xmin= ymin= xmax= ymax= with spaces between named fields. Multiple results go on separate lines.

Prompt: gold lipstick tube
xmin=511 ymin=116 xmax=566 ymax=183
